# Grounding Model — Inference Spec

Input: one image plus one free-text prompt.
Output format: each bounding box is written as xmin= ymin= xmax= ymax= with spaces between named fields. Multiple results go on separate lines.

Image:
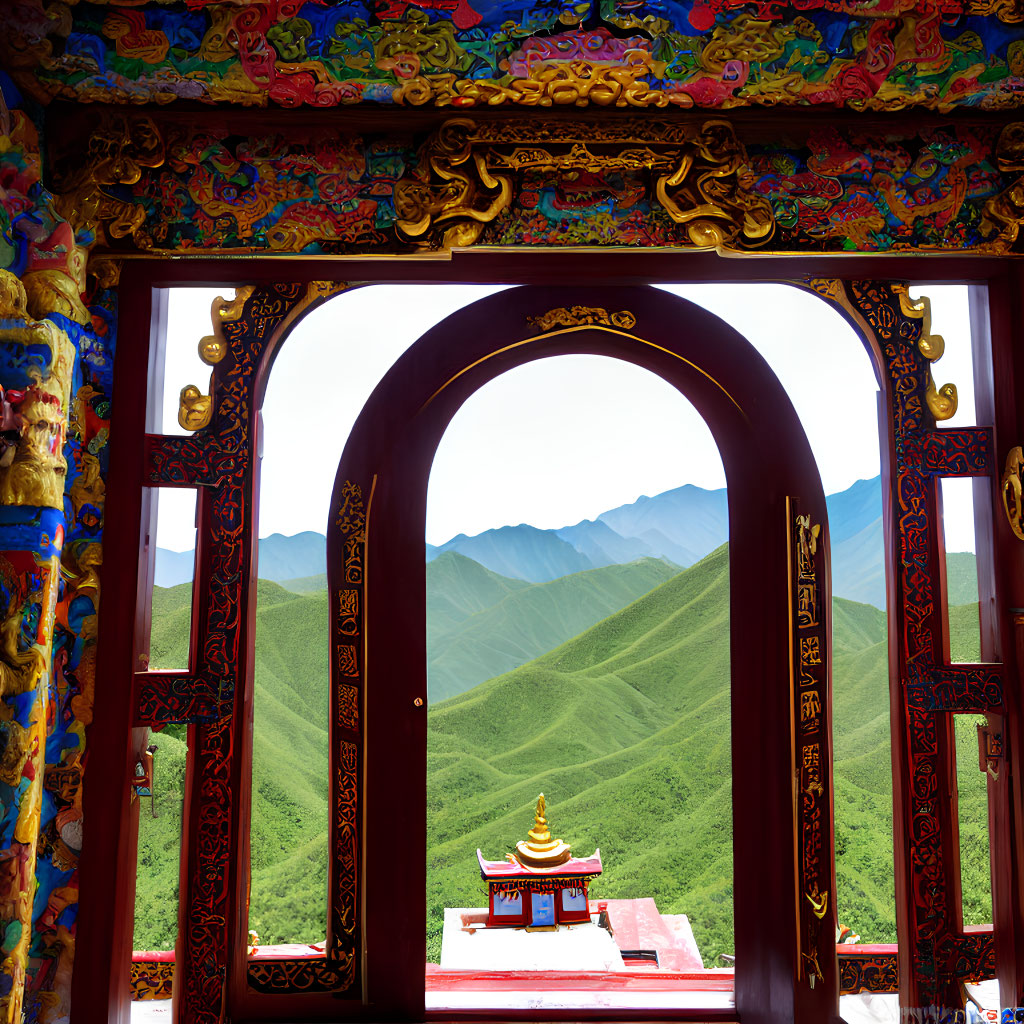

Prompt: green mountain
xmin=426 ymin=551 xmax=531 ymax=642
xmin=136 ymin=549 xmax=991 ymax=972
xmin=427 ymin=553 xmax=680 ymax=702
xmin=427 ymin=545 xmax=734 ymax=964
xmin=137 ymin=579 xmax=331 ymax=949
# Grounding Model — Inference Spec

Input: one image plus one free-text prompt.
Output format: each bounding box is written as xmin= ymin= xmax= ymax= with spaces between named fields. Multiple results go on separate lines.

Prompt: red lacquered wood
xmin=72 ymin=268 xmax=162 ymax=1024
xmin=82 ymin=258 xmax=1024 ymax=1024
xmin=485 ymin=891 xmax=525 ymax=929
xmin=424 ymin=968 xmax=736 ymax=991
xmin=973 ymin=271 xmax=1024 ymax=1010
xmin=329 ymin=286 xmax=837 ymax=1024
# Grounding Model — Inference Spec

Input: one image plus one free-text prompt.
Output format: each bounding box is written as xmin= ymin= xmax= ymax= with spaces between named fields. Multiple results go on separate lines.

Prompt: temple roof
xmin=477 ymin=848 xmax=603 ymax=881
xmin=477 ymin=794 xmax=603 ymax=879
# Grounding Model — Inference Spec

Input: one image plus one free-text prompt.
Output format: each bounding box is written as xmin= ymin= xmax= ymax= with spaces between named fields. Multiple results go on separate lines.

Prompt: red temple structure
xmin=477 ymin=795 xmax=602 ymax=929
xmin=2 ymin=2 xmax=1024 ymax=1022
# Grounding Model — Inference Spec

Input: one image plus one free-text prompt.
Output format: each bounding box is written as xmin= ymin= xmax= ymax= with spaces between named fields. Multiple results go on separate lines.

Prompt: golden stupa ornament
xmin=515 ymin=794 xmax=571 ymax=868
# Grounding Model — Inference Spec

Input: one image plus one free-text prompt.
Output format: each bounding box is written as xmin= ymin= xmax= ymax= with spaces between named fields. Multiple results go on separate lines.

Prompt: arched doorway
xmin=327 ymin=285 xmax=838 ymax=1024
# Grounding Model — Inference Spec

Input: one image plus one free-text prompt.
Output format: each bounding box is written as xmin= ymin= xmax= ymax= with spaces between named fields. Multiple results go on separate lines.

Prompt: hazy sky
xmin=154 ymin=282 xmax=977 ymax=554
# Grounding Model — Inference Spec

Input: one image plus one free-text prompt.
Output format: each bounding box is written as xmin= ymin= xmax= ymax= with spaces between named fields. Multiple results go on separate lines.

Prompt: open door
xmin=327 ymin=285 xmax=838 ymax=1024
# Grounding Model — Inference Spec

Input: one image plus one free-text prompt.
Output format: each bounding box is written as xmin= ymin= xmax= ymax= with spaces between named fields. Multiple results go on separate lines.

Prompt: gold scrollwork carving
xmin=892 ymin=284 xmax=958 ymax=422
xmin=1001 ymin=446 xmax=1024 ymax=540
xmin=335 ymin=481 xmax=366 ymax=539
xmin=395 ymin=119 xmax=513 ymax=248
xmin=393 ymin=50 xmax=669 ymax=109
xmin=895 ymin=287 xmax=945 ymax=362
xmin=375 ymin=10 xmax=467 ymax=72
xmin=178 ymin=385 xmax=212 ymax=432
xmin=805 ymin=887 xmax=828 ymax=921
xmin=51 ymin=114 xmax=165 ymax=249
xmin=306 ymin=281 xmax=351 ymax=303
xmin=395 ymin=117 xmax=773 ymax=253
xmin=812 ymin=278 xmax=960 ymax=422
xmin=795 ymin=513 xmax=820 ymax=567
xmin=528 ymin=307 xmax=636 ymax=332
xmin=967 ymin=0 xmax=1024 ymax=23
xmin=87 ymin=257 xmax=121 ymax=292
xmin=214 ymin=286 xmax=255 ymax=324
xmin=981 ymin=121 xmax=1024 ymax=251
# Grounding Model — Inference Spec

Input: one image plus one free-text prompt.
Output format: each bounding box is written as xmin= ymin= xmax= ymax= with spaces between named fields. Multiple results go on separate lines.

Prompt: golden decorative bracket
xmin=811 ymin=280 xmax=958 ymax=423
xmin=177 ymin=282 xmax=348 ymax=433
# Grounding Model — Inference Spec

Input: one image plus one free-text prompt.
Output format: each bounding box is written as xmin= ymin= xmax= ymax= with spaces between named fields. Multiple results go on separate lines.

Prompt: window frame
xmin=79 ymin=260 xmax=1022 ymax=1024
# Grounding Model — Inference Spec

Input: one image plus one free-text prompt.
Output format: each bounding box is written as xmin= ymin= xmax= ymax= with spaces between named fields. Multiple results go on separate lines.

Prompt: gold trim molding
xmin=527 ymin=307 xmax=636 ymax=332
xmin=809 ymin=279 xmax=957 ymax=423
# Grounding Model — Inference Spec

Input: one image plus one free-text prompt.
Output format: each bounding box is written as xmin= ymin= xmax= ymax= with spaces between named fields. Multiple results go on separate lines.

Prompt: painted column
xmin=0 ymin=271 xmax=74 ymax=1020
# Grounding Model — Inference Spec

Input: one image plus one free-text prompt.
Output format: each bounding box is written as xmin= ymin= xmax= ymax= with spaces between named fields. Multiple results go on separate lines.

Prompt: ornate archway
xmin=328 ymin=285 xmax=836 ymax=1023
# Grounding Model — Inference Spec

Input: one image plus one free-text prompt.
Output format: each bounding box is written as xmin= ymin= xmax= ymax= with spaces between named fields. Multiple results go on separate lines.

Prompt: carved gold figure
xmin=925 ymin=380 xmax=958 ymax=421
xmin=0 ymin=271 xmax=77 ymax=510
xmin=51 ymin=115 xmax=166 ymax=253
xmin=198 ymin=335 xmax=226 ymax=366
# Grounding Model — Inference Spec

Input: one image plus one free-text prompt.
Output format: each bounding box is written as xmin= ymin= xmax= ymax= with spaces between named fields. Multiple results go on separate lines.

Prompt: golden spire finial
xmin=515 ymin=793 xmax=571 ymax=868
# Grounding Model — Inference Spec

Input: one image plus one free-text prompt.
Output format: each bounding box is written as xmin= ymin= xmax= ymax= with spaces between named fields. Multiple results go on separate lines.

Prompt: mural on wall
xmin=46 ymin=113 xmax=1024 ymax=256
xmin=5 ymin=0 xmax=1024 ymax=112
xmin=0 ymin=92 xmax=116 ymax=1023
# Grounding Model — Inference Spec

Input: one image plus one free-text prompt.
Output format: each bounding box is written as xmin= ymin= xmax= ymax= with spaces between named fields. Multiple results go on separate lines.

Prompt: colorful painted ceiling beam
xmin=4 ymin=0 xmax=1024 ymax=111
xmin=36 ymin=111 xmax=1024 ymax=257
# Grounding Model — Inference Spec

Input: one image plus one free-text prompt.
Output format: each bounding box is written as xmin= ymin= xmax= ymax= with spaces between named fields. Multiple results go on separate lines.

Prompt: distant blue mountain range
xmin=426 ymin=476 xmax=887 ymax=605
xmin=156 ymin=476 xmax=899 ymax=607
xmin=155 ymin=531 xmax=329 ymax=593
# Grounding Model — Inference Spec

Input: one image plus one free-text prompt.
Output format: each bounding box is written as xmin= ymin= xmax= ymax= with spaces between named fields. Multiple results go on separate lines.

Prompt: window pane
xmin=956 ymin=714 xmax=992 ymax=926
xmin=133 ymin=726 xmax=188 ymax=951
xmin=942 ymin=477 xmax=980 ymax=665
xmin=148 ymin=488 xmax=197 ymax=673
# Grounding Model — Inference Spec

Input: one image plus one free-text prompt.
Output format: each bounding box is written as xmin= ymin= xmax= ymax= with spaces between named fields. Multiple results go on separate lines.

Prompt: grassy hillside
xmin=136 ymin=550 xmax=992 ymax=970
xmin=137 ymin=579 xmax=331 ymax=948
xmin=427 ymin=546 xmax=733 ymax=964
xmin=428 ymin=554 xmax=680 ymax=702
xmin=134 ymin=723 xmax=187 ymax=950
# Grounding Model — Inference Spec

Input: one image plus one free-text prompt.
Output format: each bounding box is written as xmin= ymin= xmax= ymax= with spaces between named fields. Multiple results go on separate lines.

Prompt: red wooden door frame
xmin=329 ymin=285 xmax=836 ymax=1024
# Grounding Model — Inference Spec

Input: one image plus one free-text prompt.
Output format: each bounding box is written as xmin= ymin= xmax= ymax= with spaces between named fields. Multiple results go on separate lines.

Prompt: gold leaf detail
xmin=178 ymin=385 xmax=212 ymax=432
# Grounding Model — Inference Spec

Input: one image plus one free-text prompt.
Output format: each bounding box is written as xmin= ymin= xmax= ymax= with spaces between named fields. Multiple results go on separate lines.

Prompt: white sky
xmin=153 ymin=283 xmax=977 ymax=554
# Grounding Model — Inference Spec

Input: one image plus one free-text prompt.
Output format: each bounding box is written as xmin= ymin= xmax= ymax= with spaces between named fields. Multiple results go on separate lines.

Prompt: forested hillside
xmin=135 ymin=548 xmax=990 ymax=970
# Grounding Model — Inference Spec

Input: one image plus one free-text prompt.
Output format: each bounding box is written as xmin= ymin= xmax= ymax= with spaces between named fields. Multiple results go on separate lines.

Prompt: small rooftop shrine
xmin=477 ymin=795 xmax=602 ymax=929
